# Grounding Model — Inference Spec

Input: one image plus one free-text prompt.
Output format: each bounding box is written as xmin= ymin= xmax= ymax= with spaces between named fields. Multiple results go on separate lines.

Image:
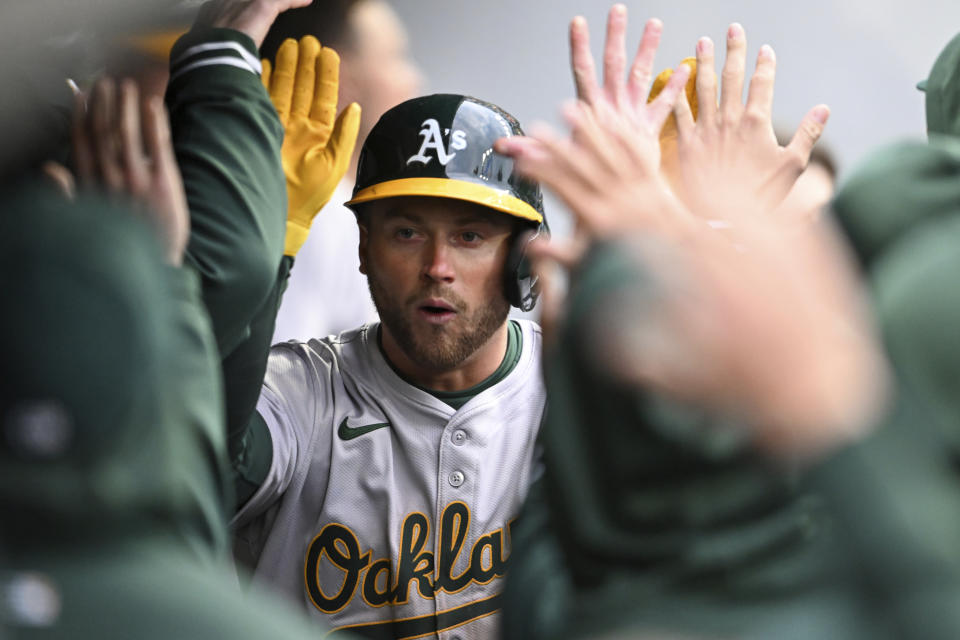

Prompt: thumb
xmin=326 ymin=102 xmax=362 ymax=168
xmin=788 ymin=104 xmax=830 ymax=167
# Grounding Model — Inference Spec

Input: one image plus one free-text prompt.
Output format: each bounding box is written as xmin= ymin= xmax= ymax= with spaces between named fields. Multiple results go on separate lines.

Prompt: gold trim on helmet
xmin=345 ymin=177 xmax=544 ymax=224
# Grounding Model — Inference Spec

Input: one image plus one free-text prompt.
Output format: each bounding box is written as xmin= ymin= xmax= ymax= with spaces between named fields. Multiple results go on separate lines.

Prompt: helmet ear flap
xmin=504 ymin=223 xmax=548 ymax=311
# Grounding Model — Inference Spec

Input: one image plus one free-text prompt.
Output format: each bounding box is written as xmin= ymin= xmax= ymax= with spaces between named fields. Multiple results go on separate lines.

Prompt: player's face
xmin=359 ymin=196 xmax=514 ymax=373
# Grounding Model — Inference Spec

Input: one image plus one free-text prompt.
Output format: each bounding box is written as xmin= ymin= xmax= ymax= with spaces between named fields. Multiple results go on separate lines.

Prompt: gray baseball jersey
xmin=234 ymin=320 xmax=546 ymax=638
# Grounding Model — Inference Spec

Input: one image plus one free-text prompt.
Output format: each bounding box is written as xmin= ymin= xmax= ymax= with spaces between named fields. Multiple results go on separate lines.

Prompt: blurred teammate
xmin=494 ymin=6 xmax=896 ymax=639
xmin=0 ymin=3 xmax=343 ymax=636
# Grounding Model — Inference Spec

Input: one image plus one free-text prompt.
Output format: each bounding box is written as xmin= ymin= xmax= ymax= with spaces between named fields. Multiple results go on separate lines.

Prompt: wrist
xmin=284 ymin=220 xmax=311 ymax=257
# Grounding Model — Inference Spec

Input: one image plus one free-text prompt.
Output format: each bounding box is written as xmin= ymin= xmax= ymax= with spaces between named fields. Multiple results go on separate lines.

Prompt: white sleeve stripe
xmin=171 ymin=41 xmax=262 ymax=74
xmin=169 ymin=57 xmax=259 ymax=83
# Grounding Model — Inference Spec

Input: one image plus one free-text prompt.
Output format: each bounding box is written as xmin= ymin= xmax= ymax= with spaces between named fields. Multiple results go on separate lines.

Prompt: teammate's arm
xmin=167 ymin=0 xmax=309 ymax=359
xmin=498 ymin=5 xmax=881 ymax=453
xmin=221 ymin=35 xmax=359 ymax=509
xmin=65 ymin=72 xmax=234 ymax=558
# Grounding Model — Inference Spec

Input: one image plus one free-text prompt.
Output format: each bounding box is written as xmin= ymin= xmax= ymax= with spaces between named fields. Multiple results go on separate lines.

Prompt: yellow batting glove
xmin=262 ymin=36 xmax=361 ymax=257
xmin=648 ymin=57 xmax=697 ymax=196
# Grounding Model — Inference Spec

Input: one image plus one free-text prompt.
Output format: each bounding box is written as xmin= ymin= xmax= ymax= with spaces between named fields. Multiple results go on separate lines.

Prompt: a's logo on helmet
xmin=407 ymin=118 xmax=467 ymax=167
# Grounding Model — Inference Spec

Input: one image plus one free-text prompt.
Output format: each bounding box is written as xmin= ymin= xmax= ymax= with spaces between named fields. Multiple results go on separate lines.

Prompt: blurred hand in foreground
xmin=496 ymin=9 xmax=886 ymax=460
xmin=69 ymin=77 xmax=189 ymax=266
xmin=671 ymin=23 xmax=830 ymax=220
xmin=195 ymin=0 xmax=312 ymax=48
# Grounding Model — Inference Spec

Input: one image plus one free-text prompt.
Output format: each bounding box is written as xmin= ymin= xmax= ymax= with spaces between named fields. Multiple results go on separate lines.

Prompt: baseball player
xmin=221 ymin=79 xmax=548 ymax=637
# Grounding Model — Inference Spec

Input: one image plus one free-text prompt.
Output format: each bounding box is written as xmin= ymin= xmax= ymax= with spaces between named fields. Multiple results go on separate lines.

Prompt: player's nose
xmin=421 ymin=239 xmax=455 ymax=283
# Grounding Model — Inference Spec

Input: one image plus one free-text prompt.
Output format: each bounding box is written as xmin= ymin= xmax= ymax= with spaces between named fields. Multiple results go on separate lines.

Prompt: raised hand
xmin=496 ymin=5 xmax=883 ymax=459
xmin=502 ymin=93 xmax=883 ymax=459
xmin=497 ymin=5 xmax=692 ymax=239
xmin=194 ymin=0 xmax=312 ymax=48
xmin=262 ymin=36 xmax=361 ymax=256
xmin=568 ymin=6 xmax=688 ymax=175
xmin=72 ymin=77 xmax=189 ymax=266
xmin=672 ymin=24 xmax=830 ymax=219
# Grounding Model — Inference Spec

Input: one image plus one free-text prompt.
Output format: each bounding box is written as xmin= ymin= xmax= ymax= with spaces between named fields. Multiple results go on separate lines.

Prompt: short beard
xmin=368 ymin=272 xmax=510 ymax=373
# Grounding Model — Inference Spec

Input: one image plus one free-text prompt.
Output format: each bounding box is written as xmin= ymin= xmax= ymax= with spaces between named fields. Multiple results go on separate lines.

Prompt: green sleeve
xmin=805 ymin=214 xmax=960 ymax=637
xmin=872 ymin=217 xmax=960 ymax=452
xmin=164 ymin=28 xmax=292 ymax=508
xmin=224 ymin=256 xmax=294 ymax=506
xmin=160 ymin=264 xmax=233 ymax=560
xmin=510 ymin=241 xmax=836 ymax=638
xmin=501 ymin=478 xmax=573 ymax=640
xmin=807 ymin=391 xmax=960 ymax=640
xmin=166 ymin=27 xmax=287 ymax=359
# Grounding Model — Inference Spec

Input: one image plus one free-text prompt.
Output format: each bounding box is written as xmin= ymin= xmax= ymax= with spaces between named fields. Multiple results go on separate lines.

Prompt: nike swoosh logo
xmin=337 ymin=417 xmax=391 ymax=441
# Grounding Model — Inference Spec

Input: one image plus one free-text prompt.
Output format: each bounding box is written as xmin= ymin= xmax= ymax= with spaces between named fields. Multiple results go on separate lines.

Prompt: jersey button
xmin=452 ymin=430 xmax=467 ymax=446
xmin=449 ymin=470 xmax=465 ymax=487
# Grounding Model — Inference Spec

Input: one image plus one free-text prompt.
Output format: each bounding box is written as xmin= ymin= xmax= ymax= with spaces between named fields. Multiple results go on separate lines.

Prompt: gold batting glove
xmin=648 ymin=57 xmax=697 ymax=194
xmin=262 ymin=36 xmax=361 ymax=257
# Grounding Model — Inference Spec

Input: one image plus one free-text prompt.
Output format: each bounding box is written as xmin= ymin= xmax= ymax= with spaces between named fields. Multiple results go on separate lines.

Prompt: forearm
xmin=166 ymin=27 xmax=287 ymax=358
xmin=223 ymin=255 xmax=294 ymax=506
xmin=161 ymin=263 xmax=233 ymax=556
xmin=807 ymin=394 xmax=960 ymax=639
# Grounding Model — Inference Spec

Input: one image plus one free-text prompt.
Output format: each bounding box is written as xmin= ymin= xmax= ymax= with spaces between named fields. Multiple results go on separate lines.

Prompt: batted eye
xmin=396 ymin=228 xmax=416 ymax=240
xmin=461 ymin=231 xmax=481 ymax=243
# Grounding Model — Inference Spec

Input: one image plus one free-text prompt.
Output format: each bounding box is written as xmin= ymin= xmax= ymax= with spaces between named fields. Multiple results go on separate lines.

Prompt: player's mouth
xmin=417 ymin=298 xmax=458 ymax=325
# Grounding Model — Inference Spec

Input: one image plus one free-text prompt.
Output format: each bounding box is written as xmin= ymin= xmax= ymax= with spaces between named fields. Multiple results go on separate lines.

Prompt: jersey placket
xmin=433 ymin=412 xmax=482 ymax=638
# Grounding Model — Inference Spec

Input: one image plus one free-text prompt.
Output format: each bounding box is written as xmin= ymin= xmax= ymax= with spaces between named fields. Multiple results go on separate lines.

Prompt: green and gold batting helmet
xmin=346 ymin=94 xmax=547 ymax=310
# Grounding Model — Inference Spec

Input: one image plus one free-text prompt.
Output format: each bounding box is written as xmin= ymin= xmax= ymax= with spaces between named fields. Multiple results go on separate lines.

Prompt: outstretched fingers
xmin=602 ymin=4 xmax=629 ymax=105
xmin=118 ymin=79 xmax=149 ymax=198
xmin=570 ymin=15 xmax=600 ymax=103
xmin=143 ymin=97 xmax=175 ymax=184
xmin=91 ymin=77 xmax=124 ymax=193
xmin=562 ymin=101 xmax=627 ymax=176
xmin=719 ymin=23 xmax=747 ymax=122
xmin=626 ymin=18 xmax=663 ymax=107
xmin=646 ymin=62 xmax=691 ymax=132
xmin=695 ymin=36 xmax=718 ymax=125
xmin=311 ymin=45 xmax=340 ymax=128
xmin=787 ymin=105 xmax=830 ymax=168
xmin=745 ymin=45 xmax=776 ymax=125
xmin=290 ymin=35 xmax=320 ymax=119
xmin=497 ymin=126 xmax=603 ymax=229
xmin=498 ymin=126 xmax=584 ymax=194
xmin=270 ymin=38 xmax=299 ymax=125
